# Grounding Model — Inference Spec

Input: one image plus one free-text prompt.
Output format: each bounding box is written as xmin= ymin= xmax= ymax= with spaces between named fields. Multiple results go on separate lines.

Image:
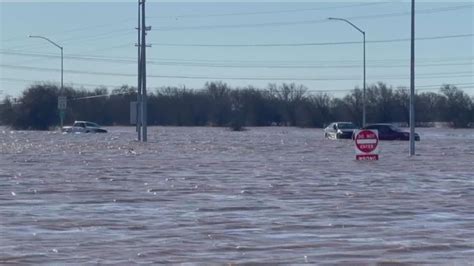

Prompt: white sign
xmin=58 ymin=96 xmax=67 ymax=110
xmin=354 ymin=129 xmax=379 ymax=160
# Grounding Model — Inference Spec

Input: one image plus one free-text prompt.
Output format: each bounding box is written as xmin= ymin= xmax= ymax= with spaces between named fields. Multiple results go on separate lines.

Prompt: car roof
xmin=75 ymin=121 xmax=96 ymax=123
xmin=366 ymin=123 xmax=393 ymax=126
xmin=364 ymin=123 xmax=399 ymax=129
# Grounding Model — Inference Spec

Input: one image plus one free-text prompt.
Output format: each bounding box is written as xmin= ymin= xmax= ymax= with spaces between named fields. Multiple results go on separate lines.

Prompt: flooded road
xmin=1 ymin=127 xmax=473 ymax=264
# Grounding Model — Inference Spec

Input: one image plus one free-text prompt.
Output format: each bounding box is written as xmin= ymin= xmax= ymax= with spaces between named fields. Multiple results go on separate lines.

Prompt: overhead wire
xmin=147 ymin=2 xmax=388 ymax=19
xmin=1 ymin=17 xmax=136 ymax=44
xmin=150 ymin=33 xmax=474 ymax=47
xmin=4 ymin=3 xmax=471 ymax=51
xmin=0 ymin=77 xmax=125 ymax=89
xmin=3 ymin=49 xmax=474 ymax=65
xmin=150 ymin=4 xmax=473 ymax=31
xmin=1 ymin=3 xmax=472 ymax=94
xmin=1 ymin=2 xmax=383 ymax=44
xmin=1 ymin=49 xmax=473 ymax=69
xmin=9 ymin=29 xmax=135 ymax=52
xmin=1 ymin=3 xmax=382 ymax=50
xmin=1 ymin=3 xmax=470 ymax=66
xmin=1 ymin=63 xmax=472 ymax=81
xmin=1 ymin=78 xmax=472 ymax=96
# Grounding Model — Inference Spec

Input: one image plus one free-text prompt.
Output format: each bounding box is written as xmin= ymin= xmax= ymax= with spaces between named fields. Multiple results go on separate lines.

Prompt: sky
xmin=0 ymin=1 xmax=473 ymax=98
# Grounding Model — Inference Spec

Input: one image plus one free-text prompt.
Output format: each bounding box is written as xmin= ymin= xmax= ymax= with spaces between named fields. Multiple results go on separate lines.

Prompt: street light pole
xmin=328 ymin=17 xmax=366 ymax=127
xmin=362 ymin=32 xmax=366 ymax=128
xmin=29 ymin=35 xmax=63 ymax=92
xmin=61 ymin=46 xmax=63 ymax=94
xmin=136 ymin=0 xmax=142 ymax=141
xmin=29 ymin=35 xmax=65 ymax=127
xmin=409 ymin=0 xmax=416 ymax=156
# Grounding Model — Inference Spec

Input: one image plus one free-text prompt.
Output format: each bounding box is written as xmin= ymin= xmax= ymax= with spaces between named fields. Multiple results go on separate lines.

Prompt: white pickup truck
xmin=62 ymin=121 xmax=107 ymax=133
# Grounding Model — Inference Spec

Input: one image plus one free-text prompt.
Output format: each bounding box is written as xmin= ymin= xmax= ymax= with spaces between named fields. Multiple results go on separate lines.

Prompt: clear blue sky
xmin=0 ymin=1 xmax=473 ymax=97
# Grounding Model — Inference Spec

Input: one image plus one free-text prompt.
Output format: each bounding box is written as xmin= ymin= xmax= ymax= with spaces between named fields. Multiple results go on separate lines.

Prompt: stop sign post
xmin=354 ymin=129 xmax=379 ymax=160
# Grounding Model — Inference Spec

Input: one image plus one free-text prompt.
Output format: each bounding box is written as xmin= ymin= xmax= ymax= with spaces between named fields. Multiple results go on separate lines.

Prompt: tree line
xmin=0 ymin=81 xmax=473 ymax=130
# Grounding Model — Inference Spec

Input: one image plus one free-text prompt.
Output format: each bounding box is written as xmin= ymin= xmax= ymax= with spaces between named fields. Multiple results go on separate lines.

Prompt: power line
xmin=0 ymin=78 xmax=474 ymax=95
xmin=148 ymin=3 xmax=387 ymax=19
xmin=150 ymin=4 xmax=473 ymax=31
xmin=0 ymin=77 xmax=127 ymax=89
xmin=3 ymin=49 xmax=474 ymax=65
xmin=1 ymin=16 xmax=136 ymax=44
xmin=2 ymin=77 xmax=472 ymax=91
xmin=146 ymin=56 xmax=474 ymax=65
xmin=6 ymin=31 xmax=469 ymax=62
xmin=0 ymin=3 xmax=383 ymax=44
xmin=1 ymin=63 xmax=472 ymax=81
xmin=349 ymin=4 xmax=473 ymax=21
xmin=2 ymin=50 xmax=474 ymax=69
xmin=415 ymin=82 xmax=474 ymax=88
xmin=7 ymin=29 xmax=135 ymax=52
xmin=306 ymin=85 xmax=474 ymax=93
xmin=0 ymin=3 xmax=383 ymax=50
xmin=2 ymin=3 xmax=471 ymax=52
xmin=71 ymin=92 xmax=134 ymax=101
xmin=150 ymin=33 xmax=474 ymax=47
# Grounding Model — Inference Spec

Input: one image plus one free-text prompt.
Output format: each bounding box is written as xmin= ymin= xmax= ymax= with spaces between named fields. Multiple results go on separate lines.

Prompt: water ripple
xmin=1 ymin=126 xmax=473 ymax=264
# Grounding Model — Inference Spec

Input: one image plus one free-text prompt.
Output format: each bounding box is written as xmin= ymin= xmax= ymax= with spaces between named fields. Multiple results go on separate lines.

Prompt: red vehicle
xmin=360 ymin=124 xmax=420 ymax=141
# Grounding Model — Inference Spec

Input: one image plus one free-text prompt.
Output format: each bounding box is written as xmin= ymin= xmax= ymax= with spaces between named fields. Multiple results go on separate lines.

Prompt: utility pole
xmin=409 ymin=0 xmax=416 ymax=156
xmin=137 ymin=0 xmax=151 ymax=142
xmin=136 ymin=0 xmax=142 ymax=141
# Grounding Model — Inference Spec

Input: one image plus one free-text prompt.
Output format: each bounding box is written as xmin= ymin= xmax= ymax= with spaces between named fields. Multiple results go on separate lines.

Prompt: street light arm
xmin=328 ymin=16 xmax=366 ymax=127
xmin=328 ymin=17 xmax=365 ymax=34
xmin=28 ymin=34 xmax=65 ymax=128
xmin=28 ymin=35 xmax=63 ymax=50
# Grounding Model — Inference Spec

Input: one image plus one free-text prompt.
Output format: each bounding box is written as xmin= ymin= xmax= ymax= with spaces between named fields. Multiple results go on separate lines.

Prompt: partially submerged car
xmin=62 ymin=121 xmax=107 ymax=133
xmin=361 ymin=123 xmax=419 ymax=141
xmin=324 ymin=122 xmax=358 ymax=139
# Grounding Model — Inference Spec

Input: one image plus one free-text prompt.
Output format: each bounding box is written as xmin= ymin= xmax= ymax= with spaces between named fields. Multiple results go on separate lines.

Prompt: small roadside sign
xmin=59 ymin=110 xmax=65 ymax=121
xmin=58 ymin=96 xmax=67 ymax=110
xmin=354 ymin=129 xmax=379 ymax=160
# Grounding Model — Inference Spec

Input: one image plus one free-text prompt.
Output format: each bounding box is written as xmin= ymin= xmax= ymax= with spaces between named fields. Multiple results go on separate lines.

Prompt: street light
xmin=328 ymin=17 xmax=366 ymax=127
xmin=29 ymin=35 xmax=65 ymax=127
xmin=409 ymin=0 xmax=416 ymax=156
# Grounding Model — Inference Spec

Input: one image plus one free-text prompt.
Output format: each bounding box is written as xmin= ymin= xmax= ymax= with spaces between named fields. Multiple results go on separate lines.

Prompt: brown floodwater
xmin=0 ymin=126 xmax=473 ymax=264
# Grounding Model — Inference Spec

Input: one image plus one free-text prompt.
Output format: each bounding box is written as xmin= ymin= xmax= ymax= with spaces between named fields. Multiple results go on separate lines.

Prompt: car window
xmin=86 ymin=122 xmax=98 ymax=127
xmin=389 ymin=125 xmax=402 ymax=132
xmin=338 ymin=123 xmax=356 ymax=129
xmin=379 ymin=126 xmax=390 ymax=133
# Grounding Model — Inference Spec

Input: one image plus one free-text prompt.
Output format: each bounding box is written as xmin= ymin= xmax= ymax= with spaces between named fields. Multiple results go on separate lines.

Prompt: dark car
xmin=324 ymin=122 xmax=358 ymax=139
xmin=362 ymin=124 xmax=420 ymax=141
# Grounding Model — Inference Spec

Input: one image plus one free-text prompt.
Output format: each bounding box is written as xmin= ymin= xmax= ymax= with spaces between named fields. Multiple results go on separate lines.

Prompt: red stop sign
xmin=355 ymin=130 xmax=379 ymax=153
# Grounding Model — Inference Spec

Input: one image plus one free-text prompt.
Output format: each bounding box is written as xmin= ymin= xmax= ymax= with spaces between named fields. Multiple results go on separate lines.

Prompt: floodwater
xmin=1 ymin=126 xmax=473 ymax=264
